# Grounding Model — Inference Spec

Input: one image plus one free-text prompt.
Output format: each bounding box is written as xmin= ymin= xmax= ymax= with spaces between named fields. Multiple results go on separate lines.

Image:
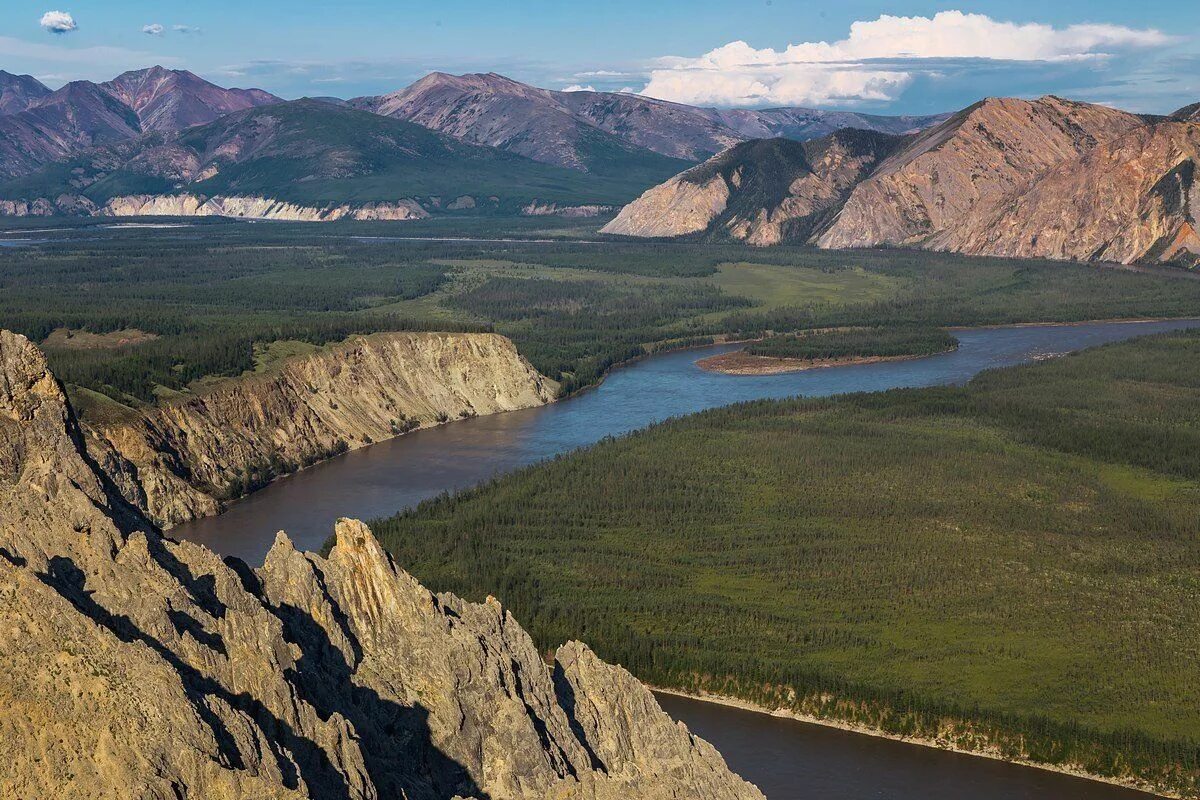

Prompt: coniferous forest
xmin=375 ymin=330 xmax=1200 ymax=796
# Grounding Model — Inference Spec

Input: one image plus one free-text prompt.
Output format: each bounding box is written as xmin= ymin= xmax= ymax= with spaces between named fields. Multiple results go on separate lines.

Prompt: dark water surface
xmin=655 ymin=693 xmax=1159 ymax=800
xmin=172 ymin=319 xmax=1196 ymax=800
xmin=176 ymin=319 xmax=1200 ymax=564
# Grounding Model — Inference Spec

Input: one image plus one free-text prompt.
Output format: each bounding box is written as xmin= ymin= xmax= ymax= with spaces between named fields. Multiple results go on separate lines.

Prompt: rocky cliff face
xmin=0 ymin=329 xmax=763 ymax=800
xmin=0 ymin=193 xmax=430 ymax=221
xmin=930 ymin=122 xmax=1200 ymax=266
xmin=608 ymin=95 xmax=1200 ymax=267
xmin=99 ymin=194 xmax=430 ymax=221
xmin=86 ymin=332 xmax=557 ymax=527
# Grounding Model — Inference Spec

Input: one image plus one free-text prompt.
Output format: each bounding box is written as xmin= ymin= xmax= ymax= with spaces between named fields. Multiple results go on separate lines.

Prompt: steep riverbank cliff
xmin=84 ymin=332 xmax=557 ymax=527
xmin=0 ymin=328 xmax=763 ymax=800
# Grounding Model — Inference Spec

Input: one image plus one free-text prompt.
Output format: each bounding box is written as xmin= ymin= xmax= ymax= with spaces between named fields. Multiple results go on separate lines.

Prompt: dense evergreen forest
xmin=5 ymin=216 xmax=1200 ymax=410
xmin=375 ymin=331 xmax=1200 ymax=796
xmin=746 ymin=325 xmax=957 ymax=360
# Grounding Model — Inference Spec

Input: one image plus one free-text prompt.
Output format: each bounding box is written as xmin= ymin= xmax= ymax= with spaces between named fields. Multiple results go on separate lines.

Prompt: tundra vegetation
xmin=376 ymin=331 xmax=1200 ymax=796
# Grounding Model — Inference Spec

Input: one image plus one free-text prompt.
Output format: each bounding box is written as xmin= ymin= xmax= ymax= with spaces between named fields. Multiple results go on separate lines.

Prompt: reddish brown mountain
xmin=100 ymin=66 xmax=279 ymax=132
xmin=0 ymin=71 xmax=50 ymax=115
xmin=0 ymin=68 xmax=278 ymax=179
xmin=0 ymin=81 xmax=142 ymax=177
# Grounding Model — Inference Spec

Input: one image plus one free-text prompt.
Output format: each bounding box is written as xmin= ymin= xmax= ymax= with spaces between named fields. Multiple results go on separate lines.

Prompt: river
xmin=174 ymin=319 xmax=1195 ymax=800
xmin=176 ymin=318 xmax=1200 ymax=565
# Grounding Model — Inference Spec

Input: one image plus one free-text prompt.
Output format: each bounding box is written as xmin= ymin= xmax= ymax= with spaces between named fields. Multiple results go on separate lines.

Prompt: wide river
xmin=176 ymin=318 xmax=1194 ymax=799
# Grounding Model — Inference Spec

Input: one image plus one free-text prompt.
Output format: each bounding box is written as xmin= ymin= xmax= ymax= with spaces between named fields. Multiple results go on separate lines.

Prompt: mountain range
xmin=0 ymin=66 xmax=947 ymax=217
xmin=2 ymin=66 xmax=1197 ymax=268
xmin=604 ymin=96 xmax=1200 ymax=267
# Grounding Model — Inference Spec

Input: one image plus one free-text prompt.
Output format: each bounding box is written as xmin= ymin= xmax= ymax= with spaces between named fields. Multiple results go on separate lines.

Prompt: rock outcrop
xmin=85 ymin=332 xmax=557 ymax=526
xmin=607 ymin=95 xmax=1200 ymax=267
xmin=521 ymin=201 xmax=615 ymax=218
xmin=97 ymin=194 xmax=430 ymax=221
xmin=0 ymin=328 xmax=764 ymax=800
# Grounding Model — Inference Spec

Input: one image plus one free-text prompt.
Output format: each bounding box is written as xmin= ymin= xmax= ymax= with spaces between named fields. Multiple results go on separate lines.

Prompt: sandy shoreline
xmin=695 ymin=349 xmax=947 ymax=375
xmin=651 ymin=686 xmax=1173 ymax=798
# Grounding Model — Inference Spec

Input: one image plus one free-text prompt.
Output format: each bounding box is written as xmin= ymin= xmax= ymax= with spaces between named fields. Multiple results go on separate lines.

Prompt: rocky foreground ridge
xmin=0 ymin=328 xmax=763 ymax=799
xmin=604 ymin=96 xmax=1200 ymax=267
xmin=83 ymin=331 xmax=557 ymax=527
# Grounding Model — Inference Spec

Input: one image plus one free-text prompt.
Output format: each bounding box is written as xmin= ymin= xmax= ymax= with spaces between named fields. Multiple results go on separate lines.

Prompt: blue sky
xmin=1 ymin=1 xmax=1196 ymax=113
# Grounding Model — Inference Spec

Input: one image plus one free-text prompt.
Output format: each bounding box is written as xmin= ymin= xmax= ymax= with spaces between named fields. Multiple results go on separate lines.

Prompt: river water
xmin=176 ymin=318 xmax=1200 ymax=564
xmin=174 ymin=319 xmax=1195 ymax=800
xmin=655 ymin=693 xmax=1159 ymax=799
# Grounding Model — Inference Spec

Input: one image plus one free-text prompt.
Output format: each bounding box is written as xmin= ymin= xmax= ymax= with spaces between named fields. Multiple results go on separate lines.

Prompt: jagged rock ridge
xmin=0 ymin=328 xmax=763 ymax=800
xmin=606 ymin=95 xmax=1200 ymax=267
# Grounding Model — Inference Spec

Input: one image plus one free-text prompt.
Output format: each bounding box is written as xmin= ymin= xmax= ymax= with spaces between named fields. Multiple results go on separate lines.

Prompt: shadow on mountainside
xmin=38 ymin=553 xmax=489 ymax=800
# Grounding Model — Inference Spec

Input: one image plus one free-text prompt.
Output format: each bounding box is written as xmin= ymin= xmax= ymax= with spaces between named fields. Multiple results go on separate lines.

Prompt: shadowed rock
xmin=0 ymin=330 xmax=764 ymax=800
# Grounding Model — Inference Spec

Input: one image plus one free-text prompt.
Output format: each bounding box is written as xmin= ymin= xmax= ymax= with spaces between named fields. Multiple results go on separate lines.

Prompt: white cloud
xmin=639 ymin=10 xmax=1171 ymax=107
xmin=561 ymin=84 xmax=596 ymax=92
xmin=40 ymin=10 xmax=77 ymax=34
xmin=173 ymin=25 xmax=200 ymax=34
xmin=142 ymin=23 xmax=164 ymax=36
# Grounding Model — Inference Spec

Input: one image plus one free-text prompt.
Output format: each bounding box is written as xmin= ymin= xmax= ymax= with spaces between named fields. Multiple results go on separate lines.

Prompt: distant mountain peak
xmin=100 ymin=67 xmax=279 ymax=132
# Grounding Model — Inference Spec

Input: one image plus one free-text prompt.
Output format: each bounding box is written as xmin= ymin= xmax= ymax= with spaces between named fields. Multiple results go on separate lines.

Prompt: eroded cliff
xmin=0 ymin=328 xmax=763 ymax=800
xmin=85 ymin=332 xmax=557 ymax=526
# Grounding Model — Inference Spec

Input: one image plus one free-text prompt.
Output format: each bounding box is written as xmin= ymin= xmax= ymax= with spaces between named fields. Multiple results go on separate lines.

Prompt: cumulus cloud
xmin=561 ymin=84 xmax=596 ymax=92
xmin=40 ymin=10 xmax=77 ymax=34
xmin=639 ymin=10 xmax=1171 ymax=106
xmin=142 ymin=23 xmax=164 ymax=36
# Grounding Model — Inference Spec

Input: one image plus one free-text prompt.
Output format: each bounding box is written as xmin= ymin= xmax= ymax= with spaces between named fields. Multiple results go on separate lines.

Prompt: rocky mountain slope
xmin=0 ymin=70 xmax=50 ymax=115
xmin=0 ymin=99 xmax=668 ymax=218
xmin=0 ymin=81 xmax=143 ymax=178
xmin=0 ymin=68 xmax=277 ymax=179
xmin=83 ymin=331 xmax=557 ymax=527
xmin=0 ymin=329 xmax=763 ymax=800
xmin=930 ymin=121 xmax=1200 ymax=266
xmin=351 ymin=72 xmax=694 ymax=179
xmin=352 ymin=71 xmax=947 ymax=170
xmin=604 ymin=131 xmax=900 ymax=245
xmin=816 ymin=96 xmax=1144 ymax=249
xmin=606 ymin=95 xmax=1200 ymax=266
xmin=1171 ymin=103 xmax=1200 ymax=123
